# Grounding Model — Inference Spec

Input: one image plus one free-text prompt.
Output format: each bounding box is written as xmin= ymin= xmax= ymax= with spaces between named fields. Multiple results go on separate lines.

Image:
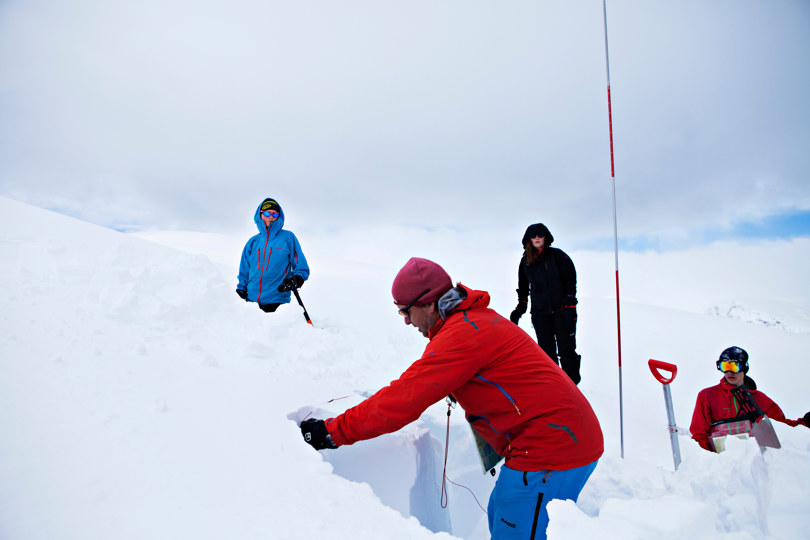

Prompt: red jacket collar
xmin=718 ymin=378 xmax=750 ymax=393
xmin=428 ymin=284 xmax=491 ymax=339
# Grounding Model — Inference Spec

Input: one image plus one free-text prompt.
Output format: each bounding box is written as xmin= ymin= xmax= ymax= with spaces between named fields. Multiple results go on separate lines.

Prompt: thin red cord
xmin=441 ymin=407 xmax=451 ymax=508
xmin=441 ymin=402 xmax=488 ymax=515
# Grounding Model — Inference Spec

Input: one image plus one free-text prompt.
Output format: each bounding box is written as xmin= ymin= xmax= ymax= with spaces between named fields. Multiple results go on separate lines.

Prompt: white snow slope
xmin=1 ymin=196 xmax=809 ymax=540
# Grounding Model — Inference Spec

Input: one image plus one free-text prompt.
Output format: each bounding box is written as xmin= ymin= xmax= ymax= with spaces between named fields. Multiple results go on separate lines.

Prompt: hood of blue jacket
xmin=254 ymin=198 xmax=286 ymax=237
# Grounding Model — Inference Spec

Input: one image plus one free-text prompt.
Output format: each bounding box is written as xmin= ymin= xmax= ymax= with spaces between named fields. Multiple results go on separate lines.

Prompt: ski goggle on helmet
xmin=716 ymin=346 xmax=749 ymax=373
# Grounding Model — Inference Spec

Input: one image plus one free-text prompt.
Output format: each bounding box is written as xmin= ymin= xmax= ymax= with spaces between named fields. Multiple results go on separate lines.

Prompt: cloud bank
xmin=1 ymin=0 xmax=808 ymax=247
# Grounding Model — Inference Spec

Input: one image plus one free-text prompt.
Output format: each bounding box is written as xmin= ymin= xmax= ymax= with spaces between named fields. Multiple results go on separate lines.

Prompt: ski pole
xmin=292 ymin=286 xmax=314 ymax=326
xmin=648 ymin=359 xmax=681 ymax=471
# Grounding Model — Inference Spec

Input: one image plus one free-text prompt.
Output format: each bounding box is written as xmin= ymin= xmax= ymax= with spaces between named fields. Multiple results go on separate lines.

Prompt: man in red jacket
xmin=301 ymin=257 xmax=603 ymax=539
xmin=690 ymin=346 xmax=809 ymax=452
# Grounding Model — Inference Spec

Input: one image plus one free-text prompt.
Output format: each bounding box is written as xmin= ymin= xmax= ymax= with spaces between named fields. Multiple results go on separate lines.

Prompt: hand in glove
xmin=236 ymin=289 xmax=248 ymax=300
xmin=300 ymin=418 xmax=337 ymax=450
xmin=510 ymin=300 xmax=528 ymax=324
xmin=278 ymin=274 xmax=304 ymax=292
xmin=803 ymin=411 xmax=810 ymax=428
xmin=562 ymin=295 xmax=578 ymax=310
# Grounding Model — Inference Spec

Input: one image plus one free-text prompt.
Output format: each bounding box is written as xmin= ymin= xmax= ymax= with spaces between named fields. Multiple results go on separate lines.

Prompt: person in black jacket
xmin=510 ymin=223 xmax=581 ymax=384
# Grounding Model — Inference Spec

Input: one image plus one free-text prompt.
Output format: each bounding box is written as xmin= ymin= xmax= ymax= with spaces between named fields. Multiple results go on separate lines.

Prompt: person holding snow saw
xmin=509 ymin=223 xmax=582 ymax=385
xmin=236 ymin=197 xmax=309 ymax=313
xmin=689 ymin=346 xmax=809 ymax=452
xmin=300 ymin=257 xmax=603 ymax=540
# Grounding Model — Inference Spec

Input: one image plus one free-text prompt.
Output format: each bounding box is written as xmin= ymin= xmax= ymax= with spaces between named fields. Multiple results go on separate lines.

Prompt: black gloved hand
xmin=278 ymin=275 xmax=304 ymax=292
xmin=803 ymin=411 xmax=810 ymax=427
xmin=300 ymin=418 xmax=337 ymax=450
xmin=236 ymin=289 xmax=247 ymax=300
xmin=510 ymin=300 xmax=527 ymax=324
xmin=563 ymin=295 xmax=578 ymax=309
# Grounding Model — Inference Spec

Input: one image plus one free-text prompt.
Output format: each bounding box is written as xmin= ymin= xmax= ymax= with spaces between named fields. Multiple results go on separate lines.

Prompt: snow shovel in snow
xmin=749 ymin=417 xmax=781 ymax=451
xmin=648 ymin=359 xmax=681 ymax=471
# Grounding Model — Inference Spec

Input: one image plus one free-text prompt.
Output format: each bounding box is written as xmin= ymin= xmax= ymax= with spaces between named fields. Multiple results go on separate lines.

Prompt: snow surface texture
xmin=1 ymin=196 xmax=809 ymax=540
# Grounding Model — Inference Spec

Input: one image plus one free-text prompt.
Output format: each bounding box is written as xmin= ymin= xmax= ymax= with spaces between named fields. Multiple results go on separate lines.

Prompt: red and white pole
xmin=602 ymin=0 xmax=625 ymax=458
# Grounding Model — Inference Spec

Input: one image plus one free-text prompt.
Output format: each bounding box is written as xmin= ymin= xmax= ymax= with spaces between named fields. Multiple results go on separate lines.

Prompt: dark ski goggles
xmin=261 ymin=210 xmax=279 ymax=218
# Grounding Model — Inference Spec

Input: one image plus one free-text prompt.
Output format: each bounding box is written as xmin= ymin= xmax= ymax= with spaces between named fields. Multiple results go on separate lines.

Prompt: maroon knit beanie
xmin=392 ymin=257 xmax=453 ymax=306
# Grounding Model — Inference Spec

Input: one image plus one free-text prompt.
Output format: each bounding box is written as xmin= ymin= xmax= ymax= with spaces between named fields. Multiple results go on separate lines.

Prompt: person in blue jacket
xmin=236 ymin=198 xmax=309 ymax=313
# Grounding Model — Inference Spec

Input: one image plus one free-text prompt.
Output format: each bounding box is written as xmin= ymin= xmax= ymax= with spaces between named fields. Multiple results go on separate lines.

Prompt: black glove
xmin=236 ymin=289 xmax=247 ymax=300
xmin=803 ymin=411 xmax=810 ymax=427
xmin=510 ymin=300 xmax=527 ymax=324
xmin=300 ymin=418 xmax=337 ymax=450
xmin=278 ymin=275 xmax=304 ymax=292
xmin=563 ymin=295 xmax=578 ymax=309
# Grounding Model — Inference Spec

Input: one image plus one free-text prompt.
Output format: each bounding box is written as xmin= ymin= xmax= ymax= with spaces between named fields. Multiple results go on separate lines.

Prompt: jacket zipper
xmin=257 ymin=235 xmax=271 ymax=304
xmin=474 ymin=374 xmax=522 ymax=415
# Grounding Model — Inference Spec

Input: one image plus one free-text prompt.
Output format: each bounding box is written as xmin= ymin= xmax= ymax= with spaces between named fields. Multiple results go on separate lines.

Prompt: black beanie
xmin=261 ymin=198 xmax=280 ymax=212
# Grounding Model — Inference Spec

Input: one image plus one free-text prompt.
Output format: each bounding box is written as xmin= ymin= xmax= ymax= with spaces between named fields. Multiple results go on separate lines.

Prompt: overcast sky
xmin=1 ymin=0 xmax=808 ymax=251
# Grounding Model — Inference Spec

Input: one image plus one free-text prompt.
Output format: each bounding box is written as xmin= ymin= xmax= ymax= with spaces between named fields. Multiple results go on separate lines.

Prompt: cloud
xmin=0 ymin=0 xmax=808 ymax=247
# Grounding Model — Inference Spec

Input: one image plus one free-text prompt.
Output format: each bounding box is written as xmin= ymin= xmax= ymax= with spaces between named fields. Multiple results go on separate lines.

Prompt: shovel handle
xmin=648 ymin=359 xmax=678 ymax=385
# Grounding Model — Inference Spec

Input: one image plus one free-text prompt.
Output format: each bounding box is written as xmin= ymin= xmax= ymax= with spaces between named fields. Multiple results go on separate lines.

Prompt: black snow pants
xmin=531 ymin=309 xmax=581 ymax=385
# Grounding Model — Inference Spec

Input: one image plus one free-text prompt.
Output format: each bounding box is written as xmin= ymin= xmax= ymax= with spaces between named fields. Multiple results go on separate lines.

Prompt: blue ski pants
xmin=487 ymin=460 xmax=598 ymax=540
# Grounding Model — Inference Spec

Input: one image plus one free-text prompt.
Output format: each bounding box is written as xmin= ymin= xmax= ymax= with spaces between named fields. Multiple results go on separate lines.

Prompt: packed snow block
xmin=321 ymin=425 xmax=453 ymax=536
xmin=289 ymin=405 xmax=452 ymax=535
xmin=409 ymin=427 xmax=450 ymax=534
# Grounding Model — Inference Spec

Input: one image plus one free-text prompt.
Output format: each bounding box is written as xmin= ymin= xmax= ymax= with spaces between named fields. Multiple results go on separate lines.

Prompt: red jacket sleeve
xmin=325 ymin=334 xmax=484 ymax=447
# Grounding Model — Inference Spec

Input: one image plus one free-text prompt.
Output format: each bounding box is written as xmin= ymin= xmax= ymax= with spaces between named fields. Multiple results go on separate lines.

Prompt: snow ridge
xmin=708 ymin=300 xmax=810 ymax=335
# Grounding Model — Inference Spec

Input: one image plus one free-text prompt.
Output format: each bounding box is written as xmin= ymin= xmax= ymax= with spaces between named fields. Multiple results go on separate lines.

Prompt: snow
xmin=1 ymin=195 xmax=809 ymax=540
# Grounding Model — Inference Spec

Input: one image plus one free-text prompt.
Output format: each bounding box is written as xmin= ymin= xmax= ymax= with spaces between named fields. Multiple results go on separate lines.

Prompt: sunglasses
xmin=261 ymin=210 xmax=279 ymax=218
xmin=718 ymin=360 xmax=742 ymax=373
xmin=397 ymin=288 xmax=431 ymax=318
